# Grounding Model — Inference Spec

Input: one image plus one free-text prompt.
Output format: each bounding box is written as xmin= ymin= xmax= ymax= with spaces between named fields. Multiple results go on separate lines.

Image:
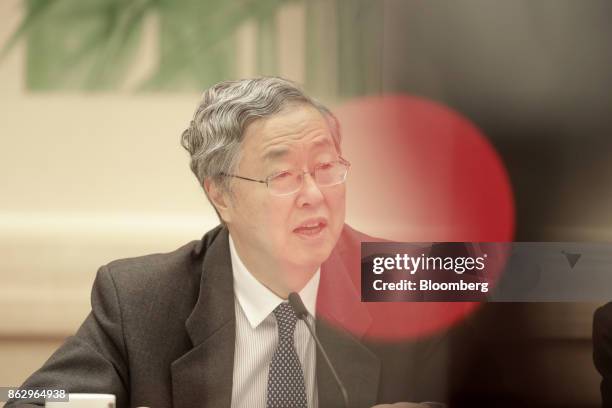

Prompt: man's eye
xmin=273 ymin=171 xmax=292 ymax=179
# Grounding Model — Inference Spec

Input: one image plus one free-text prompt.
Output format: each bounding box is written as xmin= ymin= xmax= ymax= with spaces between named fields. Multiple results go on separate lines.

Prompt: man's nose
xmin=296 ymin=172 xmax=324 ymax=207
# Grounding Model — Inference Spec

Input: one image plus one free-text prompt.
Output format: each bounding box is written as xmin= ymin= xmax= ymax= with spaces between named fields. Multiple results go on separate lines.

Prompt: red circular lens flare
xmin=320 ymin=94 xmax=515 ymax=341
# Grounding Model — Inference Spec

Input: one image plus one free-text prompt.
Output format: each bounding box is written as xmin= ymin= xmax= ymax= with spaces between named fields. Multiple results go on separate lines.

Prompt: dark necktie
xmin=266 ymin=302 xmax=308 ymax=408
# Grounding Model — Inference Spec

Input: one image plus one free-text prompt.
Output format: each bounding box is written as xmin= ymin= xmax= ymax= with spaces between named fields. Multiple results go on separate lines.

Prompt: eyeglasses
xmin=220 ymin=156 xmax=351 ymax=196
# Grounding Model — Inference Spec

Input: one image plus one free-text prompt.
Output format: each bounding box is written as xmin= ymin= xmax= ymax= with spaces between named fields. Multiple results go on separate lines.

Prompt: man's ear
xmin=204 ymin=178 xmax=232 ymax=223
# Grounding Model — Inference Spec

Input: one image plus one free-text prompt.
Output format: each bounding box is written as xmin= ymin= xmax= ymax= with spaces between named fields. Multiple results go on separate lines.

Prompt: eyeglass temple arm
xmin=222 ymin=173 xmax=267 ymax=184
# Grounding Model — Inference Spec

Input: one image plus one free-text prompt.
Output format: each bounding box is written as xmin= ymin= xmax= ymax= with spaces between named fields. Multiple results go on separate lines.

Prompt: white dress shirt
xmin=229 ymin=235 xmax=320 ymax=408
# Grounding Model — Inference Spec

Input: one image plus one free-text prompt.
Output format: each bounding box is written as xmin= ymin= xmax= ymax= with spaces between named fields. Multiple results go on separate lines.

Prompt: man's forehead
xmin=261 ymin=136 xmax=335 ymax=161
xmin=245 ymin=109 xmax=333 ymax=151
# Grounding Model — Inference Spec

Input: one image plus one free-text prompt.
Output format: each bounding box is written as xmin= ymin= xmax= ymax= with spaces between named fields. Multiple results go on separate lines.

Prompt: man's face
xmin=220 ymin=104 xmax=346 ymax=278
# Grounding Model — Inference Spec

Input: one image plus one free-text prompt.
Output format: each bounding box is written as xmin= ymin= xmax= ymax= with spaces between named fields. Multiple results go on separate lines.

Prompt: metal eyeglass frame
xmin=219 ymin=156 xmax=351 ymax=196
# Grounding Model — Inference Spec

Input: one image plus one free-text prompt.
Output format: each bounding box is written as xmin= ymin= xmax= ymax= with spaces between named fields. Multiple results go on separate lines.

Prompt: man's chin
xmin=288 ymin=245 xmax=333 ymax=268
xmin=282 ymin=229 xmax=340 ymax=266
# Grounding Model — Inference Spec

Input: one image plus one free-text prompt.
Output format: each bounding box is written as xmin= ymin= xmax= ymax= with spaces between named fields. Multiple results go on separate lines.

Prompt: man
xmin=6 ymin=77 xmax=440 ymax=407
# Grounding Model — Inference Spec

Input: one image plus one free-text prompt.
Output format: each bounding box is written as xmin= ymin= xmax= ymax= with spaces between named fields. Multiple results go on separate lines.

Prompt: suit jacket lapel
xmin=171 ymin=227 xmax=235 ymax=408
xmin=317 ymin=234 xmax=381 ymax=408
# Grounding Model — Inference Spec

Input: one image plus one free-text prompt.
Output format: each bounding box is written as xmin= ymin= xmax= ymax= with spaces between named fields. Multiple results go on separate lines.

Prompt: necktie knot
xmin=273 ymin=302 xmax=298 ymax=340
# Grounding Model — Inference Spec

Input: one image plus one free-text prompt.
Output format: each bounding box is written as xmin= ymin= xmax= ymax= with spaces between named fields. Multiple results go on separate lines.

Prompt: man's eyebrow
xmin=311 ymin=137 xmax=334 ymax=149
xmin=262 ymin=147 xmax=290 ymax=161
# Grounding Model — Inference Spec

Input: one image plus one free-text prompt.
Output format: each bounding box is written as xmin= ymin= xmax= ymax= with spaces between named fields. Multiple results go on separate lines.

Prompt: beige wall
xmin=0 ymin=1 xmax=213 ymax=386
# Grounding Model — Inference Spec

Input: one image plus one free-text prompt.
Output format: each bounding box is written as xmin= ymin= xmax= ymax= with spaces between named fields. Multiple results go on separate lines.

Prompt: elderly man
xmin=6 ymin=78 xmax=440 ymax=408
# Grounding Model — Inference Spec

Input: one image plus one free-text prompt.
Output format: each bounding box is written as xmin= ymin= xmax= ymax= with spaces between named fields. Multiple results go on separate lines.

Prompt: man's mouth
xmin=293 ymin=219 xmax=327 ymax=236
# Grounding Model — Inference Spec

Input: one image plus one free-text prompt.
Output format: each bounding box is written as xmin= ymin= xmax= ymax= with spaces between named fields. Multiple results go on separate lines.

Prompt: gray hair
xmin=180 ymin=77 xmax=341 ymax=219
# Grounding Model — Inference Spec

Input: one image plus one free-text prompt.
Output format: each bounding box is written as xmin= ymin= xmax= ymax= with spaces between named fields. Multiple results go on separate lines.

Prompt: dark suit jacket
xmin=6 ymin=225 xmax=444 ymax=408
xmin=594 ymin=302 xmax=612 ymax=407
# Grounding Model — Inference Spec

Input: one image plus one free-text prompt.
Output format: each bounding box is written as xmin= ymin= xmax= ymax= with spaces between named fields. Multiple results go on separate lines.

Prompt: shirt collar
xmin=229 ymin=234 xmax=320 ymax=329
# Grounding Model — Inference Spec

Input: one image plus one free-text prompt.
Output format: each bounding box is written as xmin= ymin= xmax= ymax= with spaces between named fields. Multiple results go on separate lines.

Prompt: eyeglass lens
xmin=268 ymin=162 xmax=348 ymax=195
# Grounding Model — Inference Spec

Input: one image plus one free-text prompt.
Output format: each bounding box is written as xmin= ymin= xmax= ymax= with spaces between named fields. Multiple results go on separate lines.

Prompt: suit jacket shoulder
xmin=6 ymin=226 xmax=226 ymax=408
